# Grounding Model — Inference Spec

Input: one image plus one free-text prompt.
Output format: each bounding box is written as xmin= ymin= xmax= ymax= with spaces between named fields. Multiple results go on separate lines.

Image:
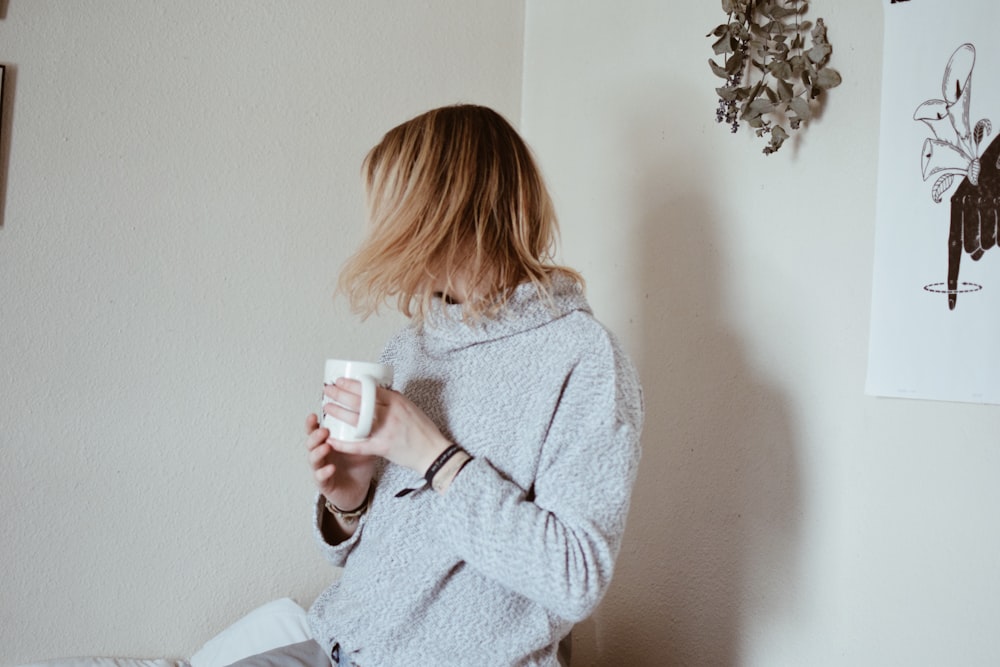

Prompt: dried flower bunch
xmin=708 ymin=0 xmax=842 ymax=154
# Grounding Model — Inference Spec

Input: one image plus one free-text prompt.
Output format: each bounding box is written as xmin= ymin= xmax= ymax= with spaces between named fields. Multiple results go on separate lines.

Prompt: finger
xmin=324 ymin=380 xmax=363 ymax=412
xmin=982 ymin=210 xmax=997 ymax=252
xmin=309 ymin=442 xmax=331 ymax=466
xmin=306 ymin=413 xmax=320 ymax=433
xmin=323 ymin=401 xmax=360 ymax=427
xmin=327 ymin=438 xmax=371 ymax=457
xmin=334 ymin=377 xmax=362 ymax=391
xmin=324 ymin=377 xmax=363 ymax=396
xmin=948 ymin=202 xmax=963 ymax=310
xmin=315 ymin=463 xmax=335 ymax=484
xmin=306 ymin=426 xmax=331 ymax=451
xmin=374 ymin=385 xmax=394 ymax=406
xmin=963 ymin=197 xmax=982 ymax=257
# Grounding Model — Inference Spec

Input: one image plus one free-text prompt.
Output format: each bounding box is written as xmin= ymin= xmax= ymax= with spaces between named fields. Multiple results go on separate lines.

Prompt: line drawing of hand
xmin=913 ymin=43 xmax=999 ymax=310
xmin=946 ymin=134 xmax=1000 ymax=309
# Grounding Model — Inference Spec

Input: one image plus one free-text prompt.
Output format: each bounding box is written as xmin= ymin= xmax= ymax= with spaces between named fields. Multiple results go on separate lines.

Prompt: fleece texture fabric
xmin=307 ymin=276 xmax=643 ymax=666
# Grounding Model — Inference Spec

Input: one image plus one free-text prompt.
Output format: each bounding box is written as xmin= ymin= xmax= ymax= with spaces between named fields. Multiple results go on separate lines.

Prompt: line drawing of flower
xmin=914 ymin=43 xmax=995 ymax=202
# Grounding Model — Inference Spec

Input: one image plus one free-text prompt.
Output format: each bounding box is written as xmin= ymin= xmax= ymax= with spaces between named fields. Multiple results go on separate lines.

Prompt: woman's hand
xmin=305 ymin=413 xmax=377 ymax=511
xmin=323 ymin=378 xmax=451 ymax=475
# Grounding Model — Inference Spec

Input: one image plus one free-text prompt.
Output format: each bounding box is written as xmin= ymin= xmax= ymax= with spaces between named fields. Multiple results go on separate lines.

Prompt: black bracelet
xmin=424 ymin=443 xmax=464 ymax=486
xmin=325 ymin=481 xmax=374 ymax=524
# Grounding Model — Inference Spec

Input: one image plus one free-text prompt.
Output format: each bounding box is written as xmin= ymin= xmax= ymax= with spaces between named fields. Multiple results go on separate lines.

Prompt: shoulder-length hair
xmin=337 ymin=104 xmax=582 ymax=322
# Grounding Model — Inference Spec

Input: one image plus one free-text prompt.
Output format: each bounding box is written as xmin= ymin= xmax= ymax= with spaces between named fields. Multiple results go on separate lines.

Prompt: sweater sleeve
xmin=434 ymin=337 xmax=643 ymax=622
xmin=311 ymin=493 xmax=366 ymax=567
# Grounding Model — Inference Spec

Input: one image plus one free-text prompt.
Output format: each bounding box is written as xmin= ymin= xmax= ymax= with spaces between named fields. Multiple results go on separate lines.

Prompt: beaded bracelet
xmin=325 ymin=481 xmax=374 ymax=524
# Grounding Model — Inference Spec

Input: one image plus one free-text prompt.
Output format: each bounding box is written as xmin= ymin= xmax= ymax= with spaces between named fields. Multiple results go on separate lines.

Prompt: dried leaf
xmin=776 ymin=78 xmax=794 ymax=101
xmin=808 ymin=43 xmax=832 ymax=64
xmin=747 ymin=99 xmax=776 ymax=116
xmin=764 ymin=125 xmax=789 ymax=154
xmin=716 ymin=85 xmax=741 ymax=102
xmin=709 ymin=58 xmax=730 ymax=79
xmin=768 ymin=59 xmax=793 ymax=80
xmin=811 ymin=17 xmax=829 ymax=44
xmin=789 ymin=96 xmax=811 ymax=120
xmin=725 ymin=52 xmax=744 ymax=74
xmin=712 ymin=33 xmax=736 ymax=55
xmin=815 ymin=67 xmax=842 ymax=90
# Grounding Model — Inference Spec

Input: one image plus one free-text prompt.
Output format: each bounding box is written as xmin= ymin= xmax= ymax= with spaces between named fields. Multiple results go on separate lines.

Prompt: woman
xmin=305 ymin=105 xmax=642 ymax=666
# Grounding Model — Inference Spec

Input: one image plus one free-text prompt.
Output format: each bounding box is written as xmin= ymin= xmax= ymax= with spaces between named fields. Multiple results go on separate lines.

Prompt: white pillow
xmin=188 ymin=598 xmax=312 ymax=667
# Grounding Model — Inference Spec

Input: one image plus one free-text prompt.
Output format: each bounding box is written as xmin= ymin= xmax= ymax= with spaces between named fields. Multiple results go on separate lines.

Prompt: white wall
xmin=522 ymin=1 xmax=1000 ymax=666
xmin=0 ymin=2 xmax=523 ymax=663
xmin=6 ymin=2 xmax=1000 ymax=666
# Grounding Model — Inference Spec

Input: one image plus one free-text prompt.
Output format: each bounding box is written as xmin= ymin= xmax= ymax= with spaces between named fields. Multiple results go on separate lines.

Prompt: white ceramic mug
xmin=322 ymin=359 xmax=394 ymax=441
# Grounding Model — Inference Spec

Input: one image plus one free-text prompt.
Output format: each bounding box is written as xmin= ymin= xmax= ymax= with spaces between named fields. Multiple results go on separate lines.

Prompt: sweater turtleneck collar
xmin=419 ymin=273 xmax=591 ymax=353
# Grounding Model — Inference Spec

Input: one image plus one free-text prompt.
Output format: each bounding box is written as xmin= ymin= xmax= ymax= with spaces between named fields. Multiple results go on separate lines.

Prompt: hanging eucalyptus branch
xmin=708 ymin=0 xmax=842 ymax=154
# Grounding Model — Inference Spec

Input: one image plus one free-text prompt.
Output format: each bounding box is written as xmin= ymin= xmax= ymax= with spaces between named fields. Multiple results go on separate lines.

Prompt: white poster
xmin=868 ymin=0 xmax=1000 ymax=404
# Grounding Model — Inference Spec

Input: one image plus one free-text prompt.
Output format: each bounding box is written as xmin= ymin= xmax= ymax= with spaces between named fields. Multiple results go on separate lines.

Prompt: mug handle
xmin=353 ymin=374 xmax=378 ymax=439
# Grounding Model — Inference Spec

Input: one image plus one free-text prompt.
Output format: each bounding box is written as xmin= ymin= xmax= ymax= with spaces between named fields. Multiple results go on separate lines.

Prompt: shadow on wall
xmin=577 ymin=101 xmax=803 ymax=666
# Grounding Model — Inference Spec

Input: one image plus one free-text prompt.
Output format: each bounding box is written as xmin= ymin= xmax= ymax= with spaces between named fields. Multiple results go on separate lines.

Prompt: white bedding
xmin=15 ymin=598 xmax=314 ymax=667
xmin=15 ymin=660 xmax=188 ymax=667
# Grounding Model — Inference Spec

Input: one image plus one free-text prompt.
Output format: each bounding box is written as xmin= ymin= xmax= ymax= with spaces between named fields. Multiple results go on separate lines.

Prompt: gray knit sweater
xmin=308 ymin=276 xmax=643 ymax=666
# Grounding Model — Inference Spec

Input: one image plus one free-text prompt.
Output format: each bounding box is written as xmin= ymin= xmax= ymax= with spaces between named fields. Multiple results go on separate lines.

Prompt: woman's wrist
xmin=325 ymin=471 xmax=375 ymax=516
xmin=431 ymin=450 xmax=472 ymax=494
xmin=325 ymin=480 xmax=374 ymax=524
xmin=424 ymin=444 xmax=473 ymax=494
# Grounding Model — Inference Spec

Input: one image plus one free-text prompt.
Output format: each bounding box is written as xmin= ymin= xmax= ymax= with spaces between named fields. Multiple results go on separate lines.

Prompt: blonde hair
xmin=337 ymin=104 xmax=582 ymax=321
